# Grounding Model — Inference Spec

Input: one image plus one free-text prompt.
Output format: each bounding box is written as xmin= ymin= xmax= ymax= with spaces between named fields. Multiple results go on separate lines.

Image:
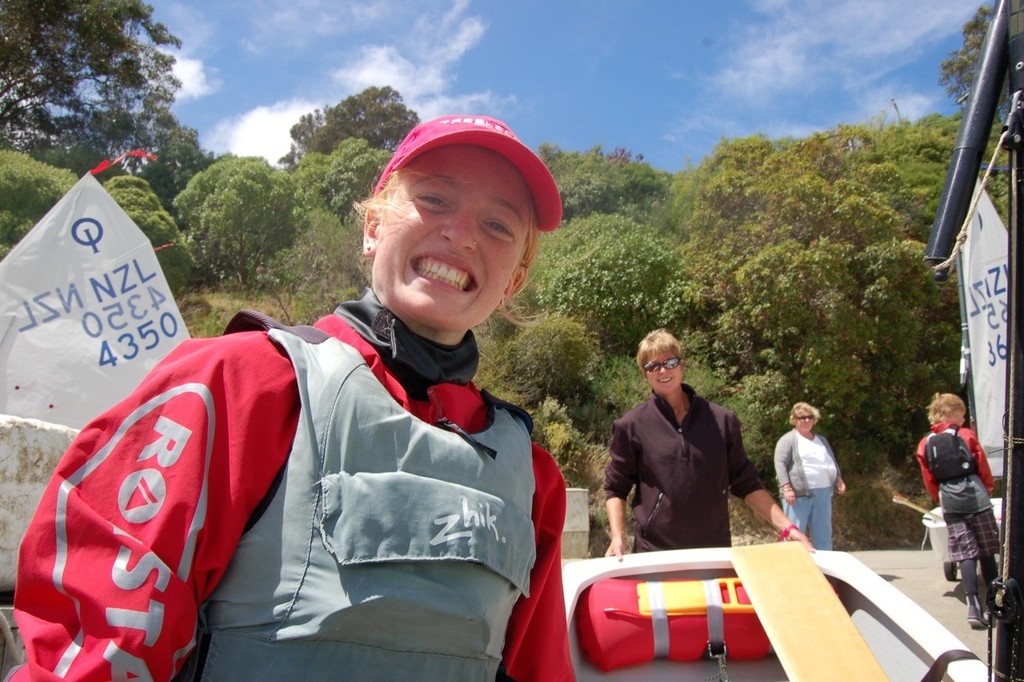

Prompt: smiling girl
xmin=11 ymin=116 xmax=573 ymax=682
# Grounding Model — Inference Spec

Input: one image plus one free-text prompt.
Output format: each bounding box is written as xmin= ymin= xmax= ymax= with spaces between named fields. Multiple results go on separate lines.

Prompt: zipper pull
xmin=436 ymin=417 xmax=498 ymax=459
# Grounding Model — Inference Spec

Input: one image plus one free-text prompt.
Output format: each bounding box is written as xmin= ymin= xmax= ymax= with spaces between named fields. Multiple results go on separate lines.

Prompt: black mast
xmin=925 ymin=0 xmax=1007 ymax=279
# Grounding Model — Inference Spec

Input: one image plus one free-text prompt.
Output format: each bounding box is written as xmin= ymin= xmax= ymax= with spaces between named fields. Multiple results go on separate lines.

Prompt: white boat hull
xmin=563 ymin=547 xmax=988 ymax=681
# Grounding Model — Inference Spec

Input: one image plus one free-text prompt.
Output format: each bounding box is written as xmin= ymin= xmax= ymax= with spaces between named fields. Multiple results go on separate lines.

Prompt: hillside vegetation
xmin=21 ymin=112 xmax=993 ymax=552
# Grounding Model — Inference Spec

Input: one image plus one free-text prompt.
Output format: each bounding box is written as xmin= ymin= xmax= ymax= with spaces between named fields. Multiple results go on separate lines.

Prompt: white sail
xmin=0 ymin=173 xmax=189 ymax=429
xmin=960 ymin=187 xmax=1008 ymax=476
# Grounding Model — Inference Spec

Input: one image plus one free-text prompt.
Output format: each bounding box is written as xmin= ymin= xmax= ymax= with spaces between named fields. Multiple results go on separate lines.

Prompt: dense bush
xmin=293 ymin=138 xmax=391 ymax=223
xmin=258 ymin=209 xmax=367 ymax=325
xmin=486 ymin=314 xmax=598 ymax=405
xmin=531 ymin=397 xmax=605 ymax=489
xmin=0 ymin=150 xmax=76 ymax=259
xmin=175 ymin=156 xmax=298 ymax=287
xmin=104 ymin=175 xmax=193 ymax=294
xmin=535 ymin=215 xmax=684 ymax=355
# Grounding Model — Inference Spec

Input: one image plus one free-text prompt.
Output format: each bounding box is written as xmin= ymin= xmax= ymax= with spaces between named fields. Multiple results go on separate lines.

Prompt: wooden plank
xmin=731 ymin=542 xmax=888 ymax=681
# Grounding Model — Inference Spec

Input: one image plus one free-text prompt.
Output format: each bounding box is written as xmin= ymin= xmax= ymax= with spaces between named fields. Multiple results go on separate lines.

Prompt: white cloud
xmin=243 ymin=0 xmax=394 ymax=50
xmin=415 ymin=92 xmax=512 ymax=121
xmin=206 ymin=100 xmax=317 ymax=164
xmin=156 ymin=5 xmax=220 ymax=103
xmin=331 ymin=0 xmax=491 ymax=111
xmin=332 ymin=45 xmax=426 ymax=97
xmin=854 ymin=86 xmax=941 ymax=126
xmin=197 ymin=0 xmax=510 ymax=164
xmin=171 ymin=54 xmax=219 ymax=102
xmin=711 ymin=0 xmax=975 ymax=103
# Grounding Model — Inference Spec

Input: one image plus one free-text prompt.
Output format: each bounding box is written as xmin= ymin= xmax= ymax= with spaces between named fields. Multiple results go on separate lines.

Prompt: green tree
xmin=534 ymin=214 xmax=683 ymax=355
xmin=939 ymin=4 xmax=1001 ymax=112
xmin=0 ymin=0 xmax=181 ymax=151
xmin=0 ymin=149 xmax=77 ymax=258
xmin=139 ymin=124 xmax=218 ymax=219
xmin=485 ymin=314 xmax=598 ymax=405
xmin=175 ymin=157 xmax=298 ymax=287
xmin=30 ymin=120 xmax=216 ymax=218
xmin=293 ymin=137 xmax=391 ymax=223
xmin=30 ymin=143 xmax=108 ymax=178
xmin=540 ymin=145 xmax=671 ymax=224
xmin=104 ymin=175 xmax=192 ymax=293
xmin=281 ymin=86 xmax=419 ymax=168
xmin=855 ymin=114 xmax=965 ymax=238
xmin=671 ymin=124 xmax=959 ymax=465
xmin=258 ymin=209 xmax=367 ymax=325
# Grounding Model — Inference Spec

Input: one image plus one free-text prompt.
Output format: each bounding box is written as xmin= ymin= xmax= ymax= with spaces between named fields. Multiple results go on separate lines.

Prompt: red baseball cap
xmin=375 ymin=115 xmax=563 ymax=231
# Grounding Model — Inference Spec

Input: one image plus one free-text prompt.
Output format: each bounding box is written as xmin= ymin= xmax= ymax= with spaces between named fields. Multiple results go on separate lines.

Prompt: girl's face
xmin=365 ymin=145 xmax=532 ymax=345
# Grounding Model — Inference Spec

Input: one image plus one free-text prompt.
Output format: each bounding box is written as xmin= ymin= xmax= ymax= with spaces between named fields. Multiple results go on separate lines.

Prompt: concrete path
xmin=850 ymin=549 xmax=996 ymax=663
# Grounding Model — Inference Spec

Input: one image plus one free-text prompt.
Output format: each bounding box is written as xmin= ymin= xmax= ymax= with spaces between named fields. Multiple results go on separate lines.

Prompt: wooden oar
xmin=731 ymin=543 xmax=888 ymax=681
xmin=892 ymin=493 xmax=943 ymax=521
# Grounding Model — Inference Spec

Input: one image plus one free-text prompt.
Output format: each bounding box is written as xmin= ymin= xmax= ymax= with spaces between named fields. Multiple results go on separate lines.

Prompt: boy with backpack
xmin=914 ymin=392 xmax=999 ymax=629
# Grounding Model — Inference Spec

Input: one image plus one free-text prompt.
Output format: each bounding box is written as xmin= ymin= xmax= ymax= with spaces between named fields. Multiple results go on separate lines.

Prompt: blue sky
xmin=153 ymin=0 xmax=982 ymax=173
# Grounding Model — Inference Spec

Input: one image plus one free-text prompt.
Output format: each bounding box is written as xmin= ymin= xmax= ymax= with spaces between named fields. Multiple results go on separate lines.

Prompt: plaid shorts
xmin=946 ymin=508 xmax=1000 ymax=562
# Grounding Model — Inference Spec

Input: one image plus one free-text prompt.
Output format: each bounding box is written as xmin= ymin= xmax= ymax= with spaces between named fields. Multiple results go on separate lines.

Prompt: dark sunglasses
xmin=643 ymin=357 xmax=681 ymax=373
xmin=796 ymin=415 xmax=815 ymax=421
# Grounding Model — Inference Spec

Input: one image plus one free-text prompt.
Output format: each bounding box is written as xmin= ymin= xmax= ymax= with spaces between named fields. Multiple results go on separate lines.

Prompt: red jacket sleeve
xmin=960 ymin=427 xmax=996 ymax=493
xmin=915 ymin=435 xmax=940 ymax=503
xmin=11 ymin=331 xmax=299 ymax=682
xmin=502 ymin=444 xmax=575 ymax=682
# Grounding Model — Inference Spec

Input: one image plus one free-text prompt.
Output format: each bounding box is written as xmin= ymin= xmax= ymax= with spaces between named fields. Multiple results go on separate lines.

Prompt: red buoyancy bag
xmin=576 ymin=577 xmax=771 ymax=671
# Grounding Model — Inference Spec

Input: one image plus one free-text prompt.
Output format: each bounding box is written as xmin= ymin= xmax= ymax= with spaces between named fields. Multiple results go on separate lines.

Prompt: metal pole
xmin=926 ymin=0 xmax=1009 ymax=280
xmin=996 ymin=4 xmax=1024 ymax=677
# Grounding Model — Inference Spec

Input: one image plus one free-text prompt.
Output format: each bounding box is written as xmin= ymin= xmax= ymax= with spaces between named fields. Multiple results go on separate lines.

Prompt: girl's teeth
xmin=418 ymin=259 xmax=469 ymax=290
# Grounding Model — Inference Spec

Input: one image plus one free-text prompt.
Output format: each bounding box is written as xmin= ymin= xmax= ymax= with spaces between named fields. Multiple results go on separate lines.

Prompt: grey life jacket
xmin=182 ymin=325 xmax=537 ymax=681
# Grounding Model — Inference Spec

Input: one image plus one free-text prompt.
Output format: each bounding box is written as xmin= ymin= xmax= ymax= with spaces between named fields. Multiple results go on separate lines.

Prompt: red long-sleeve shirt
xmin=11 ymin=313 xmax=573 ymax=681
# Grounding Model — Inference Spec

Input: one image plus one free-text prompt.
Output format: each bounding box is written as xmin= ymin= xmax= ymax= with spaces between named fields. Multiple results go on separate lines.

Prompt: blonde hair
xmin=927 ymin=392 xmax=966 ymax=425
xmin=636 ymin=329 xmax=683 ymax=371
xmin=355 ymin=169 xmax=541 ymax=325
xmin=789 ymin=402 xmax=821 ymax=426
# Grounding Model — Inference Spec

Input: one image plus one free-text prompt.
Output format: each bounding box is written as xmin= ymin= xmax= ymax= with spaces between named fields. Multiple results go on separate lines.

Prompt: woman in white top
xmin=774 ymin=402 xmax=846 ymax=550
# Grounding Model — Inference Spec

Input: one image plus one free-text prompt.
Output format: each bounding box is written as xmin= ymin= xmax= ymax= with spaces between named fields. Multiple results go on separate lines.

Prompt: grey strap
xmin=646 ymin=581 xmax=671 ymax=658
xmin=704 ymin=579 xmax=726 ymax=657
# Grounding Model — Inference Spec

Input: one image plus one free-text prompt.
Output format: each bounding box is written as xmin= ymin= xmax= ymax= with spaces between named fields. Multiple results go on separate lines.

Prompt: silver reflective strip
xmin=647 ymin=581 xmax=670 ymax=658
xmin=703 ymin=579 xmax=725 ymax=654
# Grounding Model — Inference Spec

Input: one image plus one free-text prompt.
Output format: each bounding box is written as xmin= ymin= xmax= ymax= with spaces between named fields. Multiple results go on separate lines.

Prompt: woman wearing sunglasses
xmin=774 ymin=402 xmax=846 ymax=550
xmin=603 ymin=328 xmax=812 ymax=558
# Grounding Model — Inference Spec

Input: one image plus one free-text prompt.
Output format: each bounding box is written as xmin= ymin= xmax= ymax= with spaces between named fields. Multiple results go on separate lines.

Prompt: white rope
xmin=1001 ymin=153 xmax=1018 ymax=582
xmin=930 ymin=128 xmax=1010 ymax=276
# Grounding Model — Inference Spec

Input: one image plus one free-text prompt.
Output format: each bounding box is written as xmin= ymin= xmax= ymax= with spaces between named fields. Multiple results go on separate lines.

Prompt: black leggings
xmin=961 ymin=555 xmax=998 ymax=595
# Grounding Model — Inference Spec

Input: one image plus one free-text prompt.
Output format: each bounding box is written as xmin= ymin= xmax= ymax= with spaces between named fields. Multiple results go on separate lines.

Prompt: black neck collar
xmin=334 ymin=289 xmax=478 ymax=398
